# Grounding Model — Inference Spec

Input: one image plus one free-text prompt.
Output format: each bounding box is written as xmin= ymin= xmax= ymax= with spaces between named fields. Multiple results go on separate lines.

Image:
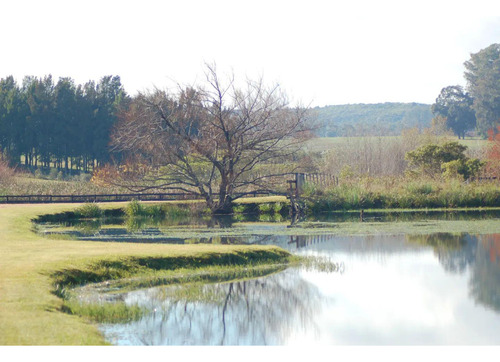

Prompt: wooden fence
xmin=298 ymin=173 xmax=339 ymax=189
xmin=0 ymin=191 xmax=283 ymax=204
xmin=0 ymin=173 xmax=336 ymax=205
xmin=288 ymin=173 xmax=339 ymax=197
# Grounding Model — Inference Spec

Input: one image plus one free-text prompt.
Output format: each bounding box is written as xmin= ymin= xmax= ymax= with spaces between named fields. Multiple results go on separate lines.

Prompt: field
xmin=304 ymin=135 xmax=489 ymax=153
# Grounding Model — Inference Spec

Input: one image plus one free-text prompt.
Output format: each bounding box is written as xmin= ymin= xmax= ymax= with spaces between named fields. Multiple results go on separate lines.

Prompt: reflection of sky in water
xmin=296 ymin=254 xmax=494 ymax=345
xmin=100 ymin=233 xmax=500 ymax=345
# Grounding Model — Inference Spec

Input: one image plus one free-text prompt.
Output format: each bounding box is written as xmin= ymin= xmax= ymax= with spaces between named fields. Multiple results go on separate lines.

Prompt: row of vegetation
xmin=0 ymin=75 xmax=127 ymax=171
xmin=313 ymin=102 xmax=433 ymax=137
xmin=35 ymin=199 xmax=291 ymax=225
xmin=303 ymin=179 xmax=500 ymax=212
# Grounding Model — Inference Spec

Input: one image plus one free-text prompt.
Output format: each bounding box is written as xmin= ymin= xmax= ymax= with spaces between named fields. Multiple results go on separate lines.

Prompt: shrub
xmin=406 ymin=141 xmax=484 ymax=179
xmin=272 ymin=202 xmax=283 ymax=213
xmin=125 ymin=200 xmax=142 ymax=216
xmin=74 ymin=203 xmax=103 ymax=219
xmin=163 ymin=204 xmax=190 ymax=218
xmin=442 ymin=159 xmax=485 ymax=180
xmin=258 ymin=203 xmax=273 ymax=213
xmin=232 ymin=204 xmax=246 ymax=214
xmin=124 ymin=200 xmax=189 ymax=218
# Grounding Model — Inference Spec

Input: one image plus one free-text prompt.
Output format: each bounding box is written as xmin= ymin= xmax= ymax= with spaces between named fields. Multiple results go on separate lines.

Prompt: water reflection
xmin=40 ymin=208 xmax=500 ymax=236
xmin=406 ymin=233 xmax=500 ymax=313
xmin=103 ymin=269 xmax=326 ymax=345
xmin=471 ymin=234 xmax=500 ymax=312
xmin=99 ymin=232 xmax=500 ymax=345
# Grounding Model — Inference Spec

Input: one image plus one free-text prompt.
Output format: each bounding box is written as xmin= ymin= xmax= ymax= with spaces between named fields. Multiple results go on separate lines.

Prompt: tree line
xmin=0 ymin=75 xmax=127 ymax=172
xmin=432 ymin=43 xmax=500 ymax=139
xmin=314 ymin=102 xmax=433 ymax=137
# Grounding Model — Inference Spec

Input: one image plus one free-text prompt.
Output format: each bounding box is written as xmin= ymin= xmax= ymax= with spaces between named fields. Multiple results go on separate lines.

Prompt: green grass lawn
xmin=0 ymin=202 xmax=290 ymax=345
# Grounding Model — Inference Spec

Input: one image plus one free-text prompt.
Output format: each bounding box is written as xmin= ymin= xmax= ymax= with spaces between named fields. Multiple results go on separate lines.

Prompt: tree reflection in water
xmin=470 ymin=234 xmax=500 ymax=313
xmin=115 ymin=269 xmax=326 ymax=345
xmin=407 ymin=233 xmax=500 ymax=313
xmin=98 ymin=232 xmax=500 ymax=345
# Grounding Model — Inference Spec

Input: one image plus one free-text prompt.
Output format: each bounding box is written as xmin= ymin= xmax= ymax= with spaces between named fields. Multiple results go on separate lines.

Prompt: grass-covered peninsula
xmin=0 ymin=202 xmax=294 ymax=345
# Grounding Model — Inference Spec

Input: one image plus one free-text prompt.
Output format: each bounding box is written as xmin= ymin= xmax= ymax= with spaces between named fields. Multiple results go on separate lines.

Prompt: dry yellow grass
xmin=0 ymin=202 xmax=285 ymax=345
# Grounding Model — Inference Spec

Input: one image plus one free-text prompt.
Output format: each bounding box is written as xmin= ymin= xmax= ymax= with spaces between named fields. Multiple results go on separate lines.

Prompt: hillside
xmin=312 ymin=102 xmax=433 ymax=136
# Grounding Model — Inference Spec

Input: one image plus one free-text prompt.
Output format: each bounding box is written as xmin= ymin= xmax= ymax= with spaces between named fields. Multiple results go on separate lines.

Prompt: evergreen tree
xmin=0 ymin=74 xmax=126 ymax=171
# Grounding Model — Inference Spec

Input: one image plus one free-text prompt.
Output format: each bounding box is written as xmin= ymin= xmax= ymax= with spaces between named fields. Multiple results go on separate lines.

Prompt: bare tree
xmin=95 ymin=64 xmax=312 ymax=213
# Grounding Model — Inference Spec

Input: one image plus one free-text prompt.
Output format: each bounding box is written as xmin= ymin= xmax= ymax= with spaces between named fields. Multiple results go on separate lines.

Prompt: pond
xmin=99 ymin=232 xmax=500 ymax=345
xmin=38 ymin=208 xmax=500 ymax=244
xmin=39 ymin=211 xmax=500 ymax=345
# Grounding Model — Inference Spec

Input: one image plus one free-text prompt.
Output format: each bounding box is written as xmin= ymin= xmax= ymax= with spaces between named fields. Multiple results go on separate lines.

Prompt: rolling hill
xmin=312 ymin=102 xmax=433 ymax=136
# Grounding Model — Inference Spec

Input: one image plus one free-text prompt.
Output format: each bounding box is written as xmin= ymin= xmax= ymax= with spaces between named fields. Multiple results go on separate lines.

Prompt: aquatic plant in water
xmin=74 ymin=203 xmax=103 ymax=219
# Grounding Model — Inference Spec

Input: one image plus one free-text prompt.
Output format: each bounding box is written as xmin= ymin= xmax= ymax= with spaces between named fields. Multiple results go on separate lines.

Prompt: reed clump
xmin=74 ymin=203 xmax=103 ymax=219
xmin=62 ymin=300 xmax=146 ymax=324
xmin=124 ymin=200 xmax=190 ymax=218
xmin=232 ymin=200 xmax=289 ymax=220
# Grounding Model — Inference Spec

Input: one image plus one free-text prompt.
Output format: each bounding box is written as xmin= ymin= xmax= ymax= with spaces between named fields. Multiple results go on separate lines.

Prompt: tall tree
xmin=24 ymin=75 xmax=56 ymax=167
xmin=464 ymin=43 xmax=500 ymax=136
xmin=431 ymin=85 xmax=476 ymax=139
xmin=0 ymin=76 xmax=18 ymax=157
xmin=95 ymin=65 xmax=312 ymax=213
xmin=91 ymin=76 xmax=127 ymax=169
xmin=53 ymin=77 xmax=77 ymax=170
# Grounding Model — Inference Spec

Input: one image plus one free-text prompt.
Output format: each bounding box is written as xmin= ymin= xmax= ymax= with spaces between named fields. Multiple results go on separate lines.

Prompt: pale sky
xmin=1 ymin=0 xmax=499 ymax=106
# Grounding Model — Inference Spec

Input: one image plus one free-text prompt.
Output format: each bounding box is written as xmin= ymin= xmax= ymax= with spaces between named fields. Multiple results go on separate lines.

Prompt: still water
xmin=98 ymin=232 xmax=500 ymax=345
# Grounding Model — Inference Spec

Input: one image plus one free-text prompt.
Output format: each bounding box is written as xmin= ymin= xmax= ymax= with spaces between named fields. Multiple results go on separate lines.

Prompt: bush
xmin=257 ymin=202 xmax=285 ymax=214
xmin=124 ymin=200 xmax=189 ymax=218
xmin=232 ymin=204 xmax=247 ymax=214
xmin=406 ymin=142 xmax=484 ymax=179
xmin=124 ymin=200 xmax=142 ymax=216
xmin=74 ymin=203 xmax=103 ymax=218
xmin=258 ymin=203 xmax=273 ymax=213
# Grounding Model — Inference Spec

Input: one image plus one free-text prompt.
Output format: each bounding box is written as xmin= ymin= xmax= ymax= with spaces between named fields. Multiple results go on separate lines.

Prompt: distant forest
xmin=0 ymin=75 xmax=127 ymax=172
xmin=313 ymin=103 xmax=433 ymax=136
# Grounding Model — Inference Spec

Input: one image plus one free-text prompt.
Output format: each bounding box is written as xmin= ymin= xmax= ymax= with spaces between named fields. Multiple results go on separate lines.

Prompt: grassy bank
xmin=304 ymin=178 xmax=500 ymax=212
xmin=0 ymin=202 xmax=293 ymax=345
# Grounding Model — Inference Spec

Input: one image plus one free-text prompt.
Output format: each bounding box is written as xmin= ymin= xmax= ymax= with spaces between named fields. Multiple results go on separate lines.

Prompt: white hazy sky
xmin=1 ymin=0 xmax=499 ymax=106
